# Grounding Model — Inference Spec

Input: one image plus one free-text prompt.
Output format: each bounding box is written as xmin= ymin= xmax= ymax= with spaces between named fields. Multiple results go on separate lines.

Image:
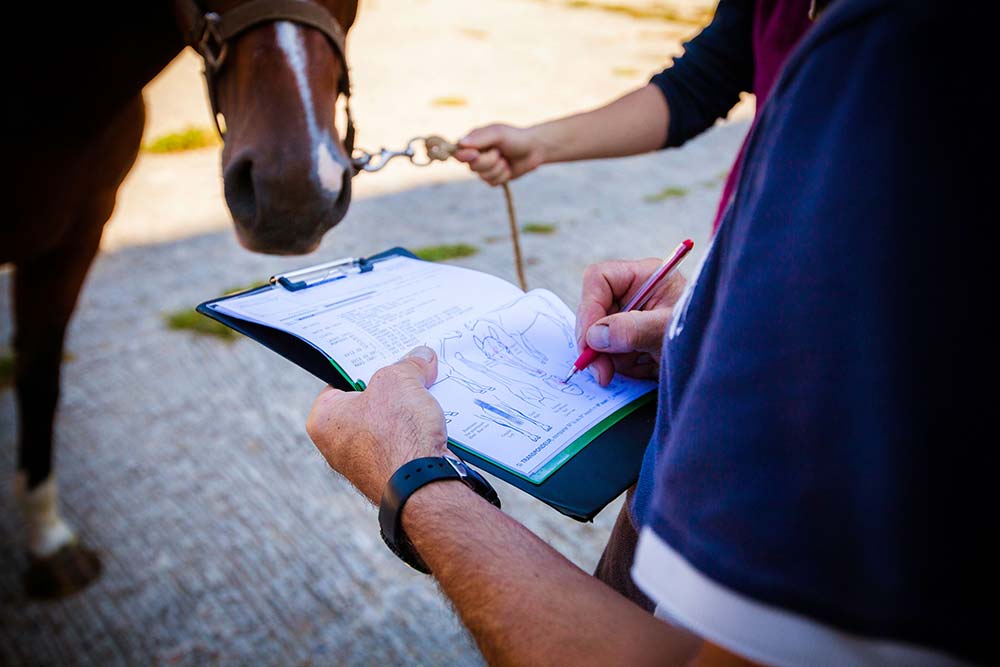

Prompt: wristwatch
xmin=379 ymin=454 xmax=501 ymax=574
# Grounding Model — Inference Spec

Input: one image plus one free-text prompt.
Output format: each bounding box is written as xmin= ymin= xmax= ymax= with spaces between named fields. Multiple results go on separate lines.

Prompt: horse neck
xmin=13 ymin=2 xmax=186 ymax=140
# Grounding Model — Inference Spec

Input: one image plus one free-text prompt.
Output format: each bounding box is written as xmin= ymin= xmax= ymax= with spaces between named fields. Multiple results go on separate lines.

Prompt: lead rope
xmin=420 ymin=136 xmax=528 ymax=291
xmin=352 ymin=135 xmax=529 ymax=290
xmin=501 ymin=182 xmax=527 ymax=291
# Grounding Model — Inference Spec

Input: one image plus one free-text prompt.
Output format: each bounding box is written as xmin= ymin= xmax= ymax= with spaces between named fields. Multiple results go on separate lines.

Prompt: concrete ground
xmin=1 ymin=0 xmax=748 ymax=664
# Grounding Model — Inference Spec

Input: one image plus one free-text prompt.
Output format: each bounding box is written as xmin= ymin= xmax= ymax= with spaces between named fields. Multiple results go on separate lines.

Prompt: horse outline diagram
xmin=432 ymin=291 xmax=593 ymax=443
xmin=438 ymin=292 xmax=584 ymax=384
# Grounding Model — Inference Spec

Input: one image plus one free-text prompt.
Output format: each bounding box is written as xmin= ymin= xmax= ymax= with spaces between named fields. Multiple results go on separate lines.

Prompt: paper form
xmin=211 ymin=256 xmax=655 ymax=482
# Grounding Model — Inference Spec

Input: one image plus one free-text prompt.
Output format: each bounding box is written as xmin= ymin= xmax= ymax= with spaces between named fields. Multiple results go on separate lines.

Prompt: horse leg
xmin=12 ymin=94 xmax=144 ymax=598
xmin=13 ymin=226 xmax=108 ymax=597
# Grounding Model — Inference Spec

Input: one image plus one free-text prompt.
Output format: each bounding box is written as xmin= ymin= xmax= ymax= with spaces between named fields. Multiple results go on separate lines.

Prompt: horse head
xmin=176 ymin=0 xmax=360 ymax=255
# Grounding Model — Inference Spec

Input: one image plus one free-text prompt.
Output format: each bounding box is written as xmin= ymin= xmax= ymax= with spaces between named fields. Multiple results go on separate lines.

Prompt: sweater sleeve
xmin=650 ymin=0 xmax=754 ymax=148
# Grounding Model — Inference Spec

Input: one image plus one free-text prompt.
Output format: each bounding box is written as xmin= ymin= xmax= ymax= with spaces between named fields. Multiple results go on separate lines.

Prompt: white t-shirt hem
xmin=631 ymin=526 xmax=971 ymax=667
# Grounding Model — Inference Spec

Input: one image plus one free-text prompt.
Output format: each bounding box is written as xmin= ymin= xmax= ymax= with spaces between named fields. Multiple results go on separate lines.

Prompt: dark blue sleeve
xmin=649 ymin=0 xmax=754 ymax=148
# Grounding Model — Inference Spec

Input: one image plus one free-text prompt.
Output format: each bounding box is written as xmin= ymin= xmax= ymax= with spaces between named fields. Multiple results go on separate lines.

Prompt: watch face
xmin=443 ymin=455 xmax=468 ymax=479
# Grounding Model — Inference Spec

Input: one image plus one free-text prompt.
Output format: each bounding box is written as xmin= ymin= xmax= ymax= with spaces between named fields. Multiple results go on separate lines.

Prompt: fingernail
xmin=405 ymin=346 xmax=434 ymax=362
xmin=587 ymin=324 xmax=610 ymax=350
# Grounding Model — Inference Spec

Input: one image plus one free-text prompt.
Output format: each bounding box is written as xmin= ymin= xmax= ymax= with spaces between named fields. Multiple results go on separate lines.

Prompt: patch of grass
xmin=431 ymin=96 xmax=468 ymax=107
xmin=0 ymin=351 xmax=77 ymax=390
xmin=640 ymin=51 xmax=680 ymax=65
xmin=143 ymin=126 xmax=219 ymax=154
xmin=223 ymin=280 xmax=269 ymax=295
xmin=638 ymin=28 xmax=685 ymax=40
xmin=414 ymin=243 xmax=479 ymax=262
xmin=644 ymin=186 xmax=688 ymax=203
xmin=459 ymin=27 xmax=489 ymax=40
xmin=563 ymin=0 xmax=713 ymax=26
xmin=0 ymin=352 xmax=13 ymax=389
xmin=700 ymin=172 xmax=729 ymax=188
xmin=165 ymin=309 xmax=238 ymax=342
xmin=522 ymin=222 xmax=558 ymax=234
xmin=612 ymin=66 xmax=641 ymax=78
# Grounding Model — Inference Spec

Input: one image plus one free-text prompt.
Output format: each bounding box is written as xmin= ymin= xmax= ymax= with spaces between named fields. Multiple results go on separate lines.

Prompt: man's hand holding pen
xmin=573 ymin=258 xmax=688 ymax=387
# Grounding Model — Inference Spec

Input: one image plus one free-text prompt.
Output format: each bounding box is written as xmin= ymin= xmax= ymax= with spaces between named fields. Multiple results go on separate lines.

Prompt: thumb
xmin=396 ymin=345 xmax=439 ymax=388
xmin=458 ymin=124 xmax=507 ymax=151
xmin=585 ymin=310 xmax=670 ymax=355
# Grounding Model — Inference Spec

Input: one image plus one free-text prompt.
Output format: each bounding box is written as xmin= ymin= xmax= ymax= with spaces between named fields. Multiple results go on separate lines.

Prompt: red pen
xmin=564 ymin=239 xmax=694 ymax=383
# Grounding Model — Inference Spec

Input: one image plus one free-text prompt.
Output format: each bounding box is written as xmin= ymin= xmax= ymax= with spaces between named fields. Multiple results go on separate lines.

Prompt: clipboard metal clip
xmin=270 ymin=256 xmax=374 ymax=291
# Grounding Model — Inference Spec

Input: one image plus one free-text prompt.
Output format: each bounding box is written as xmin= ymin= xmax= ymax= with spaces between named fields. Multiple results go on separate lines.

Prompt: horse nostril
xmin=330 ymin=161 xmax=353 ymax=222
xmin=223 ymin=155 xmax=258 ymax=225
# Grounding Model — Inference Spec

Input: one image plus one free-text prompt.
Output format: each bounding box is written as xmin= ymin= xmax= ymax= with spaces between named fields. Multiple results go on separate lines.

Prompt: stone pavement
xmin=0 ymin=0 xmax=748 ymax=663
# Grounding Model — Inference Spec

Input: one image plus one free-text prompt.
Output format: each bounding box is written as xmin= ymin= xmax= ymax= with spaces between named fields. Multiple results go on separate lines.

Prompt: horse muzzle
xmin=223 ymin=145 xmax=352 ymax=256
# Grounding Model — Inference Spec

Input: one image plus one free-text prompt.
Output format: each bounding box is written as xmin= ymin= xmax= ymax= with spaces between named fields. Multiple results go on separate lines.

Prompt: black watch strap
xmin=379 ymin=455 xmax=501 ymax=574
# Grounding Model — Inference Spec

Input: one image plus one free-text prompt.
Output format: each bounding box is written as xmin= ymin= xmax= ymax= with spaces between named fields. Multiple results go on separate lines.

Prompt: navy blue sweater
xmin=634 ymin=0 xmax=993 ymax=662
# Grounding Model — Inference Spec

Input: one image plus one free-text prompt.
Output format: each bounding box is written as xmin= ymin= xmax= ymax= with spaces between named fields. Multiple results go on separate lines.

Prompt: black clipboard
xmin=197 ymin=247 xmax=655 ymax=522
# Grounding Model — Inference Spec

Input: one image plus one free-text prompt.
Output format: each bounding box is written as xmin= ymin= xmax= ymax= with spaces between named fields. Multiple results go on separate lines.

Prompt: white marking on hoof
xmin=15 ymin=472 xmax=77 ymax=557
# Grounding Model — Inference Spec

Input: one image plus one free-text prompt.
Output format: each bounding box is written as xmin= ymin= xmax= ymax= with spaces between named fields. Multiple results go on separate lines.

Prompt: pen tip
xmin=562 ymin=369 xmax=577 ymax=383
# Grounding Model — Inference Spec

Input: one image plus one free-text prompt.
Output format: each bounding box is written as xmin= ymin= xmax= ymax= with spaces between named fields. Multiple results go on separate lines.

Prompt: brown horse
xmin=2 ymin=0 xmax=360 ymax=597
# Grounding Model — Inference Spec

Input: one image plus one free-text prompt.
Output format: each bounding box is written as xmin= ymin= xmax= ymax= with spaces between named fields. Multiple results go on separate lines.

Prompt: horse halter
xmin=174 ymin=0 xmax=356 ymax=157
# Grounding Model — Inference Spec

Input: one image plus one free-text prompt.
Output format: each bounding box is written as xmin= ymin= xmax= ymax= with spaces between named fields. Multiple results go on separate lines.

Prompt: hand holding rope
xmin=352 ymin=136 xmax=528 ymax=291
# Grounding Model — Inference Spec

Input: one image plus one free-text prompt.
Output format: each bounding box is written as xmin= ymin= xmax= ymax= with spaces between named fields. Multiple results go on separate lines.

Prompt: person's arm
xmin=454 ymin=0 xmax=754 ymax=185
xmin=650 ymin=0 xmax=753 ymax=149
xmin=402 ymin=481 xmax=701 ymax=666
xmin=306 ymin=347 xmax=754 ymax=667
xmin=452 ymin=85 xmax=668 ymax=185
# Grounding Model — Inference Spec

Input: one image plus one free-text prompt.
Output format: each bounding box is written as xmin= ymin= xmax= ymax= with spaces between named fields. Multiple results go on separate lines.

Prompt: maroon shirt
xmin=713 ymin=0 xmax=815 ymax=229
